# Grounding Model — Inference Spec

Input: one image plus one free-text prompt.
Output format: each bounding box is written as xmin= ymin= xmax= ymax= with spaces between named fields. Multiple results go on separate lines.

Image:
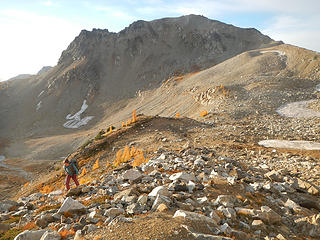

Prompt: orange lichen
xmin=175 ymin=112 xmax=180 ymax=118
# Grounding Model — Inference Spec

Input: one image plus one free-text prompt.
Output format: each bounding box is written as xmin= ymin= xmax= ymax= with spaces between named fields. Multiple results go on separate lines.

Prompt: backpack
xmin=70 ymin=158 xmax=79 ymax=175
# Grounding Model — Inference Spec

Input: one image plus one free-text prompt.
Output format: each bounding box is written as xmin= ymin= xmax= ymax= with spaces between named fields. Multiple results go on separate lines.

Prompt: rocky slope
xmin=1 ymin=115 xmax=320 ymax=239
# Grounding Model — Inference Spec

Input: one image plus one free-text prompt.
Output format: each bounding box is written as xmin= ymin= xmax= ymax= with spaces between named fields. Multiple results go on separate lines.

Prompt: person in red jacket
xmin=63 ymin=158 xmax=80 ymax=191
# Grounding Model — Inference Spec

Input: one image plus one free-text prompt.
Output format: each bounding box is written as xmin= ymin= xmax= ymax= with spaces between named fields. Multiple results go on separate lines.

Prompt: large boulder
xmin=66 ymin=188 xmax=82 ymax=197
xmin=122 ymin=169 xmax=143 ymax=181
xmin=57 ymin=197 xmax=86 ymax=214
xmin=0 ymin=200 xmax=18 ymax=212
xmin=173 ymin=210 xmax=218 ymax=225
xmin=148 ymin=186 xmax=171 ymax=197
xmin=40 ymin=231 xmax=61 ymax=240
xmin=104 ymin=208 xmax=124 ymax=218
xmin=14 ymin=230 xmax=46 ymax=240
xmin=169 ymin=172 xmax=197 ymax=182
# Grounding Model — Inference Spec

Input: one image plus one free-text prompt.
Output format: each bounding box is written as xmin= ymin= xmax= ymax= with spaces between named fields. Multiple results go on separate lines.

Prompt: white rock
xmin=173 ymin=210 xmax=217 ymax=225
xmin=48 ymin=190 xmax=63 ymax=197
xmin=158 ymin=154 xmax=166 ymax=160
xmin=148 ymin=186 xmax=171 ymax=197
xmin=284 ymin=199 xmax=300 ymax=210
xmin=169 ymin=172 xmax=197 ymax=182
xmin=219 ymin=207 xmax=236 ymax=219
xmin=122 ymin=169 xmax=143 ymax=181
xmin=73 ymin=230 xmax=83 ymax=240
xmin=187 ymin=181 xmax=196 ymax=193
xmin=104 ymin=208 xmax=124 ymax=218
xmin=151 ymin=195 xmax=171 ymax=210
xmin=40 ymin=231 xmax=61 ymax=240
xmin=214 ymin=195 xmax=237 ymax=207
xmin=194 ymin=158 xmax=205 ymax=166
xmin=220 ymin=223 xmax=232 ymax=234
xmin=227 ymin=176 xmax=236 ymax=185
xmin=197 ymin=196 xmax=208 ymax=205
xmin=57 ymin=197 xmax=86 ymax=214
xmin=14 ymin=230 xmax=46 ymax=240
xmin=137 ymin=195 xmax=148 ymax=205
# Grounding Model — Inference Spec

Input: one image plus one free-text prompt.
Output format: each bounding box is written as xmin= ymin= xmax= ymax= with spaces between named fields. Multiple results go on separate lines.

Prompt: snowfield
xmin=276 ymin=100 xmax=320 ymax=118
xmin=259 ymin=140 xmax=320 ymax=150
xmin=36 ymin=101 xmax=42 ymax=111
xmin=260 ymin=50 xmax=285 ymax=56
xmin=63 ymin=100 xmax=94 ymax=129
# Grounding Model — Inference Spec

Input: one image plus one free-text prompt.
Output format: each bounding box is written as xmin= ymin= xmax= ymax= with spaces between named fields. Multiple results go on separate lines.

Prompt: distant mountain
xmin=0 ymin=14 xmax=280 ymax=140
xmin=8 ymin=74 xmax=33 ymax=81
xmin=37 ymin=66 xmax=53 ymax=75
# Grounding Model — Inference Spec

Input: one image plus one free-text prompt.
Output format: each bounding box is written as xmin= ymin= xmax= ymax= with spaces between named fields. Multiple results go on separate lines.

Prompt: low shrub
xmin=0 ymin=228 xmax=23 ymax=240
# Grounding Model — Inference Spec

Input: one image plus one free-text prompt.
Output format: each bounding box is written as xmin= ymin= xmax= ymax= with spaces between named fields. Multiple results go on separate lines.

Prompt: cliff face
xmin=54 ymin=14 xmax=277 ymax=100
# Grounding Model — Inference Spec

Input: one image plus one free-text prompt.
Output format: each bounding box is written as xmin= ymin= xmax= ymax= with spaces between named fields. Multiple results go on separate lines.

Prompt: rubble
xmin=2 ymin=141 xmax=320 ymax=239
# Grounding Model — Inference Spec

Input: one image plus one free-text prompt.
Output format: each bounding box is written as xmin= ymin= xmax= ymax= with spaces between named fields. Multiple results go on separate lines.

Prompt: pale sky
xmin=0 ymin=0 xmax=319 ymax=81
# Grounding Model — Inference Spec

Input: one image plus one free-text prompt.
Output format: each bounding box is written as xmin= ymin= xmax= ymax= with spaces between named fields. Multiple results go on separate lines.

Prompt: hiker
xmin=64 ymin=158 xmax=80 ymax=191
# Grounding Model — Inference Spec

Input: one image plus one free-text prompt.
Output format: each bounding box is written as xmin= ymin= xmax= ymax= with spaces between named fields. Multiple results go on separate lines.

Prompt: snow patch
xmin=36 ymin=101 xmax=42 ymax=111
xmin=38 ymin=90 xmax=44 ymax=97
xmin=276 ymin=100 xmax=320 ymax=118
xmin=316 ymin=84 xmax=320 ymax=92
xmin=63 ymin=100 xmax=94 ymax=129
xmin=259 ymin=140 xmax=320 ymax=150
xmin=260 ymin=50 xmax=285 ymax=56
xmin=0 ymin=155 xmax=5 ymax=161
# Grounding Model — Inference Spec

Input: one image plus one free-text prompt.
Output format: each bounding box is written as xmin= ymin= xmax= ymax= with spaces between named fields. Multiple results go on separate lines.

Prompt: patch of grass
xmin=2 ymin=216 xmax=21 ymax=224
xmin=82 ymin=195 xmax=112 ymax=206
xmin=95 ymin=130 xmax=105 ymax=141
xmin=80 ymin=139 xmax=93 ymax=150
xmin=0 ymin=228 xmax=23 ymax=240
xmin=35 ymin=204 xmax=61 ymax=214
